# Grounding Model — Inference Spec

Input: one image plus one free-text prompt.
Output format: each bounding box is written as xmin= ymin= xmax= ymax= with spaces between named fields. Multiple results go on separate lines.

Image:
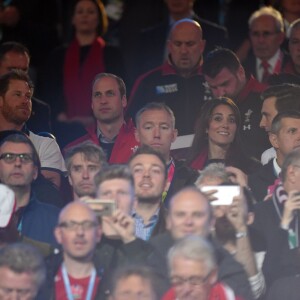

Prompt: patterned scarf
xmin=272 ymin=182 xmax=299 ymax=249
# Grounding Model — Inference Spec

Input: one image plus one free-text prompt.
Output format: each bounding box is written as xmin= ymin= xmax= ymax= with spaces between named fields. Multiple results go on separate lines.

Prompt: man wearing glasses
xmin=243 ymin=6 xmax=287 ymax=83
xmin=39 ymin=201 xmax=104 ymax=299
xmin=162 ymin=236 xmax=239 ymax=300
xmin=0 ymin=132 xmax=59 ymax=245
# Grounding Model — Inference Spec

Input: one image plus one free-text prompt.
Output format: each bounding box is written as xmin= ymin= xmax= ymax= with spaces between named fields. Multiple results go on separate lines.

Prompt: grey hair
xmin=271 ymin=111 xmax=300 ymax=135
xmin=0 ymin=243 xmax=46 ymax=290
xmin=196 ymin=163 xmax=230 ymax=186
xmin=281 ymin=148 xmax=300 ymax=182
xmin=248 ymin=6 xmax=284 ymax=33
xmin=168 ymin=235 xmax=216 ymax=274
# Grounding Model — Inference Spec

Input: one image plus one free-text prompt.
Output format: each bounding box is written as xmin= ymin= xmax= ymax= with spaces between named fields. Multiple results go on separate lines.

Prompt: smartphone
xmin=84 ymin=198 xmax=116 ymax=216
xmin=200 ymin=185 xmax=240 ymax=206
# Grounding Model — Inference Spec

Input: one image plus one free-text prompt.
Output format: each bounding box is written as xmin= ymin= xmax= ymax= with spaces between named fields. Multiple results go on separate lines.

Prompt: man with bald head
xmin=126 ymin=18 xmax=213 ymax=136
xmin=147 ymin=186 xmax=254 ymax=300
xmin=136 ymin=0 xmax=228 ymax=78
xmin=39 ymin=201 xmax=104 ymax=299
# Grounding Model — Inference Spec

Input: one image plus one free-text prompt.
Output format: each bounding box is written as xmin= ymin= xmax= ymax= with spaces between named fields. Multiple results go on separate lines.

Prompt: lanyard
xmin=62 ymin=263 xmax=96 ymax=300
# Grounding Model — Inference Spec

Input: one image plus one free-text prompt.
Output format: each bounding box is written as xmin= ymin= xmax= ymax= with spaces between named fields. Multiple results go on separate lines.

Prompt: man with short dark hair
xmin=259 ymin=83 xmax=300 ymax=164
xmin=0 ymin=41 xmax=51 ymax=133
xmin=0 ymin=69 xmax=66 ymax=188
xmin=64 ymin=142 xmax=108 ymax=201
xmin=65 ymin=73 xmax=139 ymax=164
xmin=0 ymin=242 xmax=46 ymax=300
xmin=128 ymin=145 xmax=168 ymax=240
xmin=249 ymin=111 xmax=300 ymax=202
xmin=0 ymin=133 xmax=59 ymax=245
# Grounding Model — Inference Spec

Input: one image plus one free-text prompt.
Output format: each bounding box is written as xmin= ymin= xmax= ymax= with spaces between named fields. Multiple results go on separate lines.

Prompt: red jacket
xmin=64 ymin=119 xmax=139 ymax=164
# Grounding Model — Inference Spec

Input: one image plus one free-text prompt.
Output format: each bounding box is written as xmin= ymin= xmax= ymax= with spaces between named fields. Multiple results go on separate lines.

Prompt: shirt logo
xmin=155 ymin=84 xmax=178 ymax=94
xmin=243 ymin=109 xmax=253 ymax=131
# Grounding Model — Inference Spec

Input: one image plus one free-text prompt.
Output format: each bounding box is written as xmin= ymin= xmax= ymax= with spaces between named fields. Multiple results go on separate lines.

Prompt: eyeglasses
xmin=58 ymin=220 xmax=98 ymax=231
xmin=170 ymin=273 xmax=211 ymax=287
xmin=0 ymin=153 xmax=33 ymax=164
xmin=250 ymin=31 xmax=279 ymax=39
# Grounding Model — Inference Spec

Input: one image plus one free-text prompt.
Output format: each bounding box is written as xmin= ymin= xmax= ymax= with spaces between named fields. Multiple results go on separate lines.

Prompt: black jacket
xmin=147 ymin=231 xmax=254 ymax=300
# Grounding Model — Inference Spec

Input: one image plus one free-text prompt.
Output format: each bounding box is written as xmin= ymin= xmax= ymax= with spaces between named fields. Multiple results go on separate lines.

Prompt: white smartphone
xmin=200 ymin=185 xmax=241 ymax=206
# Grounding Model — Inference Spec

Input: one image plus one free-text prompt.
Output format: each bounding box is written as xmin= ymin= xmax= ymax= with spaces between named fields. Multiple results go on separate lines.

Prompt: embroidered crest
xmin=243 ymin=109 xmax=253 ymax=131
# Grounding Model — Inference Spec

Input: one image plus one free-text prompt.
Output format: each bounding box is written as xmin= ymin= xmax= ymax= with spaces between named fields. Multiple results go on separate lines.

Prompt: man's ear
xmin=68 ymin=175 xmax=73 ymax=187
xmin=54 ymin=226 xmax=62 ymax=245
xmin=208 ymin=268 xmax=218 ymax=285
xmin=269 ymin=133 xmax=279 ymax=149
xmin=172 ymin=129 xmax=178 ymax=143
xmin=121 ymin=95 xmax=127 ymax=109
xmin=134 ymin=128 xmax=140 ymax=143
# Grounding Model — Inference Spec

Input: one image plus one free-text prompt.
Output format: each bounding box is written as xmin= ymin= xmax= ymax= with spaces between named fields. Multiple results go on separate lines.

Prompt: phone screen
xmin=200 ymin=185 xmax=240 ymax=205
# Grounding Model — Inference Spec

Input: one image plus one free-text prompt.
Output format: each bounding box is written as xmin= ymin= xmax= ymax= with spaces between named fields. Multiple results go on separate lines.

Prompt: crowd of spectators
xmin=2 ymin=0 xmax=300 ymax=299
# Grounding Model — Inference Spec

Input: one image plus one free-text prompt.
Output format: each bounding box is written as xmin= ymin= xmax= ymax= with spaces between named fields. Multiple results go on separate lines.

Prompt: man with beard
xmin=0 ymin=69 xmax=66 ymax=189
xmin=65 ymin=73 xmax=139 ymax=164
xmin=128 ymin=145 xmax=168 ymax=240
xmin=64 ymin=142 xmax=107 ymax=201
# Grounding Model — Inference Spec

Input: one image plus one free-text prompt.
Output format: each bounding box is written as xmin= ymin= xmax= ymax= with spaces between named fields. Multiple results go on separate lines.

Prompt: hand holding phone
xmin=201 ymin=185 xmax=241 ymax=206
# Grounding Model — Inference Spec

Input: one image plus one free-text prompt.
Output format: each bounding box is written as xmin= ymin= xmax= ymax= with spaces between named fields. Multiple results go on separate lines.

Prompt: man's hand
xmin=226 ymin=189 xmax=248 ymax=232
xmin=226 ymin=166 xmax=248 ymax=187
xmin=102 ymin=209 xmax=136 ymax=244
xmin=281 ymin=190 xmax=300 ymax=228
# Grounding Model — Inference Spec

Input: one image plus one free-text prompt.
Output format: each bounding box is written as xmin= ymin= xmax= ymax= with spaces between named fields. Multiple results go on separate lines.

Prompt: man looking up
xmin=128 ymin=145 xmax=168 ymax=240
xmin=0 ymin=132 xmax=59 ymax=245
xmin=134 ymin=102 xmax=198 ymax=206
xmin=64 ymin=142 xmax=107 ymax=201
xmin=126 ymin=18 xmax=212 ymax=135
xmin=65 ymin=73 xmax=138 ymax=164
